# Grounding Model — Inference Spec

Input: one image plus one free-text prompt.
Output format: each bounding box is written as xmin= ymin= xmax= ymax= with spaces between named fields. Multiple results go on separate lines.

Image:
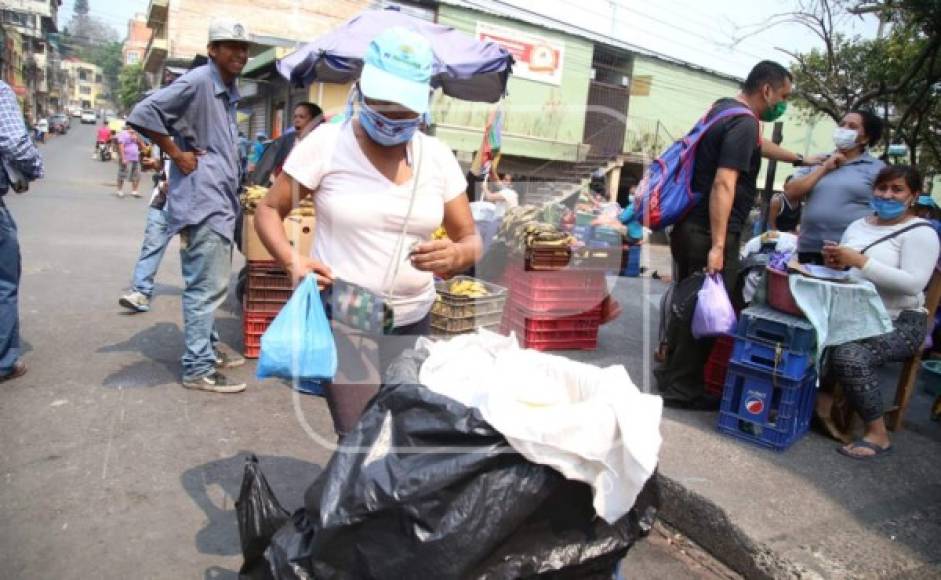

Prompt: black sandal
xmin=837 ymin=440 xmax=893 ymax=460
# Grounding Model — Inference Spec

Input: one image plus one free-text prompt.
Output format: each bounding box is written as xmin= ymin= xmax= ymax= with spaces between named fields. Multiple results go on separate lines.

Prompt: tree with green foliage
xmin=80 ymin=42 xmax=123 ymax=98
xmin=733 ymin=1 xmax=940 ymax=173
xmin=117 ymin=64 xmax=147 ymax=113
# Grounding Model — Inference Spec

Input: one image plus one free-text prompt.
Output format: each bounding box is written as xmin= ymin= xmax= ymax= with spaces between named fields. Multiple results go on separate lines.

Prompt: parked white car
xmin=80 ymin=109 xmax=97 ymax=124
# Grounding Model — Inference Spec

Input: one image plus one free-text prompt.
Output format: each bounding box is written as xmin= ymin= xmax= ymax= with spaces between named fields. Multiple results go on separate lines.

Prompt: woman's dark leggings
xmin=826 ymin=310 xmax=928 ymax=423
xmin=324 ymin=314 xmax=431 ymax=438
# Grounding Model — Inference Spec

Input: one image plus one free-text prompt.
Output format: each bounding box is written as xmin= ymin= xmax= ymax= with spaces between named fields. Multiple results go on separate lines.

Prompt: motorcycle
xmin=96 ymin=142 xmax=112 ymax=162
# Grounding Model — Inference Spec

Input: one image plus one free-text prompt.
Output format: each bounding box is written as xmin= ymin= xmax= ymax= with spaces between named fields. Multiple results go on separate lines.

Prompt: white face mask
xmin=833 ymin=127 xmax=860 ymax=151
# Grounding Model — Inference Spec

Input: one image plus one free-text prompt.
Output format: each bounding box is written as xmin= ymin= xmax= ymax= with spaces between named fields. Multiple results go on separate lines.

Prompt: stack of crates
xmin=501 ymin=264 xmax=606 ymax=351
xmin=242 ymin=261 xmax=293 ymax=358
xmin=717 ymin=304 xmax=818 ymax=451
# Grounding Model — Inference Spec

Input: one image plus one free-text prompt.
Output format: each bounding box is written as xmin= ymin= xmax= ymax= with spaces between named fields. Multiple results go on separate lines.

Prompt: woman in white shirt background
xmin=818 ymin=165 xmax=939 ymax=459
xmin=482 ymin=172 xmax=519 ymax=218
xmin=255 ymin=27 xmax=481 ymax=437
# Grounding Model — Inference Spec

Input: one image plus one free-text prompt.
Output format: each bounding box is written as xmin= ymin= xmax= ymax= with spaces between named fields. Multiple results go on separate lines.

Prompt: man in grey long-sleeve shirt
xmin=127 ymin=19 xmax=252 ymax=393
xmin=0 ymin=80 xmax=44 ymax=382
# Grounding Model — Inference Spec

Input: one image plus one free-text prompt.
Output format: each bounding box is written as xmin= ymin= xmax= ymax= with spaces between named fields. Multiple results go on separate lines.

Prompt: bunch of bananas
xmin=240 ymin=185 xmax=269 ymax=213
xmin=448 ymin=279 xmax=489 ymax=298
xmin=290 ymin=197 xmax=315 ymax=217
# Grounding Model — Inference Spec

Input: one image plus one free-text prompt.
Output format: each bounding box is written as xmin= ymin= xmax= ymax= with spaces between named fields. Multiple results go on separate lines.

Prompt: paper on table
xmin=787 ymin=259 xmax=853 ymax=282
xmin=801 ymin=264 xmax=853 ymax=281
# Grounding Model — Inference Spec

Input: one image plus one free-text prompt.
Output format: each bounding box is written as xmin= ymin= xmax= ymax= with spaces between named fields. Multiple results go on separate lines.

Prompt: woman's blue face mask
xmin=870 ymin=196 xmax=908 ymax=220
xmin=357 ymin=94 xmax=422 ymax=146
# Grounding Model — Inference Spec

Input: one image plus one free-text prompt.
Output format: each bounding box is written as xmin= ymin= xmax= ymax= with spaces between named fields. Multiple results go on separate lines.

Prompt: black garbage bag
xmin=236 ymin=454 xmax=291 ymax=580
xmin=256 ymin=350 xmax=658 ymax=580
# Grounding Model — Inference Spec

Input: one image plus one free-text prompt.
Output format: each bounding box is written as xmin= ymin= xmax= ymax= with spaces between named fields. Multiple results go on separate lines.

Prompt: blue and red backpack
xmin=632 ymin=106 xmax=759 ymax=230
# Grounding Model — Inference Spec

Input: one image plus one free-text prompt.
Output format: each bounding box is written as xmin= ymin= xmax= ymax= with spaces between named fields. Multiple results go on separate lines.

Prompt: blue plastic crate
xmin=730 ymin=337 xmax=814 ymax=381
xmin=572 ymin=225 xmax=593 ymax=242
xmin=622 ymin=245 xmax=641 ymax=277
xmin=737 ymin=304 xmax=816 ymax=354
xmin=717 ymin=362 xmax=817 ymax=451
xmin=592 ymin=226 xmax=622 ymax=247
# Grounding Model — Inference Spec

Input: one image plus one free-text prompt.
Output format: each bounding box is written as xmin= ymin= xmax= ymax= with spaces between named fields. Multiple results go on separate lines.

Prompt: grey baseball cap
xmin=208 ymin=18 xmax=252 ymax=44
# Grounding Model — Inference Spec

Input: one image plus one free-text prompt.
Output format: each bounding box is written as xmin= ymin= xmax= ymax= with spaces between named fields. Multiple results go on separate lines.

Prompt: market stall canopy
xmin=276 ymin=8 xmax=514 ymax=103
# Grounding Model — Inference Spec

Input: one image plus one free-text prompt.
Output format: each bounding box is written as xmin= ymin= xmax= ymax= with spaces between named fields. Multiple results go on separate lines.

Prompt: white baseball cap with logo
xmin=208 ymin=18 xmax=252 ymax=44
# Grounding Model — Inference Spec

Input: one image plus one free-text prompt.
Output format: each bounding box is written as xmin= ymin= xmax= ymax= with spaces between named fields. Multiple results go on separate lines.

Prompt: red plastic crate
xmin=505 ymin=265 xmax=608 ymax=315
xmin=246 ymin=286 xmax=293 ymax=303
xmin=243 ymin=310 xmax=276 ymax=359
xmin=705 ymin=335 xmax=735 ymax=397
xmin=501 ymin=305 xmax=601 ymax=351
xmin=506 ymin=291 xmax=605 ymax=317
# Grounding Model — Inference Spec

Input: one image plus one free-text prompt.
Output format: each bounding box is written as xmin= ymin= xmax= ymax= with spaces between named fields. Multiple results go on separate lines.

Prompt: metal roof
xmin=433 ymin=0 xmax=744 ymax=83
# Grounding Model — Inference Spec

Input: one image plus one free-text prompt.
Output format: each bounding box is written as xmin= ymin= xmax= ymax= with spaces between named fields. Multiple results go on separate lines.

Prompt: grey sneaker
xmin=119 ymin=291 xmax=150 ymax=313
xmin=182 ymin=371 xmax=246 ymax=394
xmin=214 ymin=349 xmax=245 ymax=369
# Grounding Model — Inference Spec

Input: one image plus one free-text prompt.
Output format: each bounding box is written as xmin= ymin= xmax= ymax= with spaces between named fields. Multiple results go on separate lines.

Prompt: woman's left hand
xmin=410 ymin=239 xmax=460 ymax=275
xmin=822 ymin=244 xmax=868 ymax=270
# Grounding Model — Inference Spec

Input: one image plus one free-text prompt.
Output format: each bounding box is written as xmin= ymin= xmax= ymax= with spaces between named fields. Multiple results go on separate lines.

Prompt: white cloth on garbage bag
xmin=416 ymin=330 xmax=663 ymax=524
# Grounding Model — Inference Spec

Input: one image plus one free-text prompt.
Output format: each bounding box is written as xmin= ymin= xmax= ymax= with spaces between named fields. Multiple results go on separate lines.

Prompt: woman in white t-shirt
xmin=255 ymin=28 xmax=481 ymax=436
xmin=817 ymin=165 xmax=939 ymax=459
xmin=482 ymin=172 xmax=519 ymax=217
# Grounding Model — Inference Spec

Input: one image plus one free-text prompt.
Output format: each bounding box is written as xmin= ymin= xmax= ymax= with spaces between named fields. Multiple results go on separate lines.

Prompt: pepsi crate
xmin=730 ymin=336 xmax=814 ymax=381
xmin=737 ymin=304 xmax=815 ymax=354
xmin=717 ymin=361 xmax=817 ymax=451
xmin=621 ymin=245 xmax=641 ymax=277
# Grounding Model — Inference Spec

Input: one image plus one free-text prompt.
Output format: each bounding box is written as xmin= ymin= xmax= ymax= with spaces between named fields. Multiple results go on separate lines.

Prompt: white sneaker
xmin=116 ymin=191 xmax=125 ymax=198
xmin=131 ymin=191 xmax=142 ymax=198
xmin=119 ymin=291 xmax=150 ymax=313
xmin=182 ymin=372 xmax=246 ymax=394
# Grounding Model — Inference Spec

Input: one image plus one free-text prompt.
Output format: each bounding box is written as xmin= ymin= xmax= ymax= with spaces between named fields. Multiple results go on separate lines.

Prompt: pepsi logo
xmin=745 ymin=398 xmax=764 ymax=415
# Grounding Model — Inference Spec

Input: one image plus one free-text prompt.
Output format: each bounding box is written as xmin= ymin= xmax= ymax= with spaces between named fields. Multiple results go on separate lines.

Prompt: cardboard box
xmin=242 ymin=214 xmax=315 ymax=262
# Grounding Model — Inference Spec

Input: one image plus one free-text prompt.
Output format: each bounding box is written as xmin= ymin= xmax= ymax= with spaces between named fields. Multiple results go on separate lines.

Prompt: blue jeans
xmin=179 ymin=222 xmax=232 ymax=381
xmin=131 ymin=208 xmax=171 ymax=298
xmin=0 ymin=200 xmax=21 ymax=375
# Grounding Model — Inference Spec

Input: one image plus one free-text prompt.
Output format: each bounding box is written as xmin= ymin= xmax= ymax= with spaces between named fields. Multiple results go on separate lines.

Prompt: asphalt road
xmin=0 ymin=124 xmax=734 ymax=579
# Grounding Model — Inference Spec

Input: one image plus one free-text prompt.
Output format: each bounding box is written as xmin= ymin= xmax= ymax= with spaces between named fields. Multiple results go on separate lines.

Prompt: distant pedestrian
xmin=120 ymin=157 xmax=172 ymax=313
xmin=0 ymin=80 xmax=44 ymax=383
xmin=116 ymin=126 xmax=144 ymax=198
xmin=767 ymin=177 xmax=802 ymax=233
xmin=128 ymin=18 xmax=253 ymax=393
xmin=238 ymin=131 xmax=250 ymax=177
xmin=35 ymin=118 xmax=48 ymax=143
xmin=246 ymin=131 xmax=266 ymax=174
xmin=250 ymin=101 xmax=323 ymax=185
xmin=94 ymin=119 xmax=112 ymax=159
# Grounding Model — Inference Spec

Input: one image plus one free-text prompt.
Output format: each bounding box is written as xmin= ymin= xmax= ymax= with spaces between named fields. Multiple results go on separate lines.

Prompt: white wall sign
xmin=476 ymin=21 xmax=565 ymax=86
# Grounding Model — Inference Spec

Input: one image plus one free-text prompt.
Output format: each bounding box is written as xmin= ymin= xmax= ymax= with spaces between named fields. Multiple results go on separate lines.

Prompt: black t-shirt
xmin=686 ymin=98 xmax=761 ymax=234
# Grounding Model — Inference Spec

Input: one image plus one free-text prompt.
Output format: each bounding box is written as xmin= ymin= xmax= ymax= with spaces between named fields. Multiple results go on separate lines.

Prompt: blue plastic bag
xmin=256 ymin=275 xmax=337 ymax=381
xmin=691 ymin=273 xmax=737 ymax=338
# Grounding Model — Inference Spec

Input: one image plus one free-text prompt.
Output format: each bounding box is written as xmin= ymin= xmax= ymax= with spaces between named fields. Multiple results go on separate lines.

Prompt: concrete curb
xmin=656 ymin=473 xmax=822 ymax=580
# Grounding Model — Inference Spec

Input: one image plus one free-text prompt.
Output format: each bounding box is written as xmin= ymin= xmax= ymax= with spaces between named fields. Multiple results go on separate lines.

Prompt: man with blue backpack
xmin=647 ymin=61 xmax=823 ymax=408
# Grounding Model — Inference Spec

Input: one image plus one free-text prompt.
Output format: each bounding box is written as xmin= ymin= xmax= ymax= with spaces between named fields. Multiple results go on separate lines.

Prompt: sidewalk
xmin=569 ymin=244 xmax=941 ymax=579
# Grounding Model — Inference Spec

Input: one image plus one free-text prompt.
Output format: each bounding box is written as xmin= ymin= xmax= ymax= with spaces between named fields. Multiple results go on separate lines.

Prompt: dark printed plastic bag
xmin=257 ymin=275 xmax=337 ymax=381
xmin=250 ymin=351 xmax=658 ymax=580
xmin=236 ymin=455 xmax=291 ymax=580
xmin=691 ymin=273 xmax=737 ymax=338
